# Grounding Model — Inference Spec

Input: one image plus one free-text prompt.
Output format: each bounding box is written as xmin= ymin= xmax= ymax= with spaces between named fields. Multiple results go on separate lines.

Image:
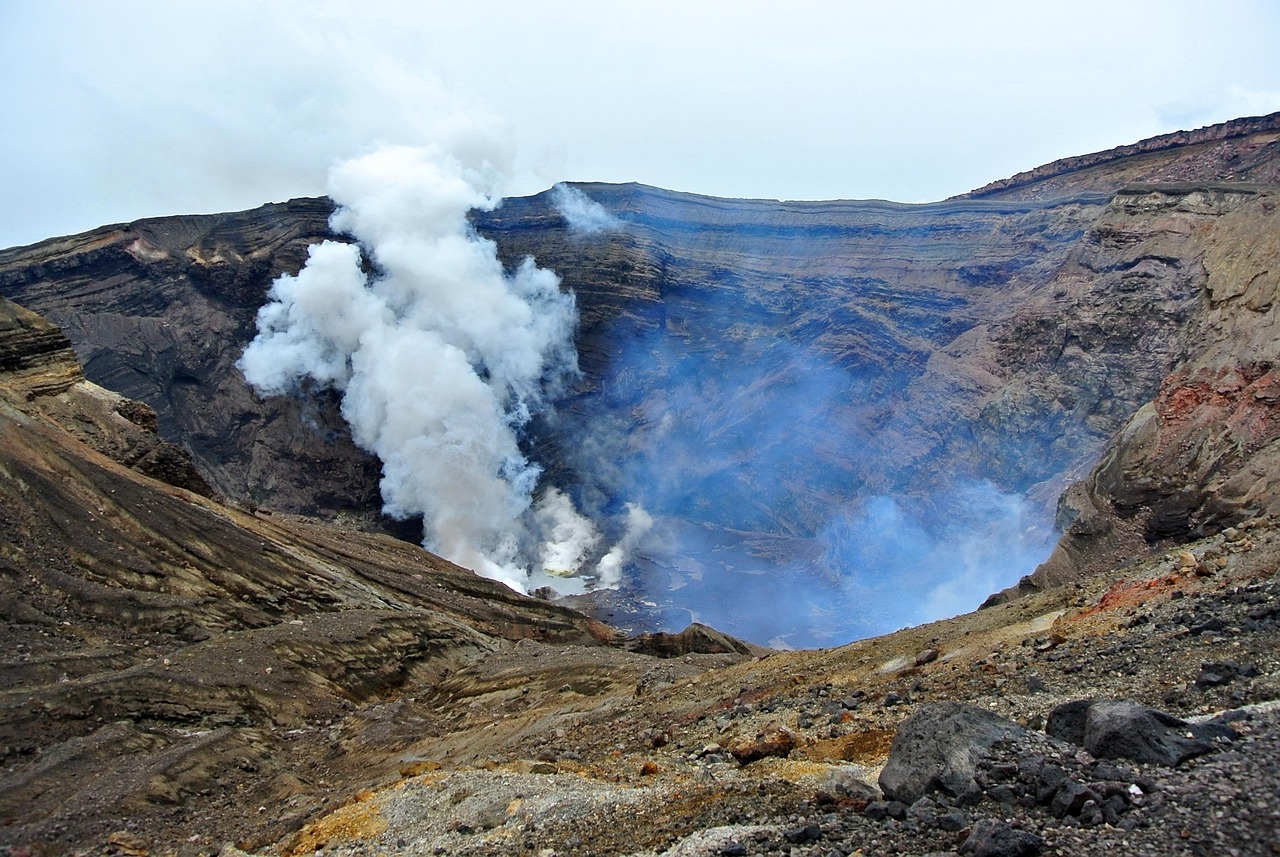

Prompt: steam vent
xmin=3 ymin=113 xmax=1280 ymax=855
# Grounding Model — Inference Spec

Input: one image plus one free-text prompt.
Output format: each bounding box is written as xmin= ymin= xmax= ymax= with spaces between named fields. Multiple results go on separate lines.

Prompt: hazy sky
xmin=2 ymin=0 xmax=1279 ymax=249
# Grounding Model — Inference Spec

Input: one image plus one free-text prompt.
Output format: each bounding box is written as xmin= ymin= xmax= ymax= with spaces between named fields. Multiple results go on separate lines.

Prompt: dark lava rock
xmin=1044 ymin=698 xmax=1094 ymax=746
xmin=863 ymin=800 xmax=908 ymax=821
xmin=915 ymin=648 xmax=940 ymax=666
xmin=1196 ymin=663 xmax=1236 ymax=688
xmin=783 ymin=823 xmax=822 ymax=844
xmin=1049 ymin=780 xmax=1100 ymax=819
xmin=986 ymin=784 xmax=1018 ymax=805
xmin=959 ymin=819 xmax=1044 ymax=857
xmin=820 ymin=767 xmax=881 ymax=803
xmin=879 ymin=702 xmax=1040 ymax=805
xmin=1089 ymin=760 xmax=1134 ymax=783
xmin=1048 ymin=699 xmax=1226 ymax=766
xmin=1190 ymin=616 xmax=1229 ymax=636
xmin=1195 ymin=660 xmax=1260 ymax=689
xmin=1032 ymin=762 xmax=1069 ymax=805
xmin=907 ymin=796 xmax=940 ymax=826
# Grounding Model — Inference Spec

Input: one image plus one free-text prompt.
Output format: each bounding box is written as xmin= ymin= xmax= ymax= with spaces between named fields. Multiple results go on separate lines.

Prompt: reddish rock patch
xmin=1070 ymin=574 xmax=1184 ymax=620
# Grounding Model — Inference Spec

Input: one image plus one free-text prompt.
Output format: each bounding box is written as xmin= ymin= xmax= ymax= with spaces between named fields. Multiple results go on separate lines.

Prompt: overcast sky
xmin=2 ymin=0 xmax=1278 ymax=249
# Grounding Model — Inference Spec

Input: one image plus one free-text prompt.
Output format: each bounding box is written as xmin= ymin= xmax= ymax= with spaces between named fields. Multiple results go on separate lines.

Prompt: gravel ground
xmin=267 ymin=706 xmax=1280 ymax=857
xmin=193 ymin=518 xmax=1280 ymax=857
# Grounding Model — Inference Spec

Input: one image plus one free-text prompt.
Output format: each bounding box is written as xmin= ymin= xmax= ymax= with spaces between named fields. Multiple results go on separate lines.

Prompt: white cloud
xmin=1158 ymin=85 xmax=1280 ymax=131
xmin=2 ymin=1 xmax=1279 ymax=248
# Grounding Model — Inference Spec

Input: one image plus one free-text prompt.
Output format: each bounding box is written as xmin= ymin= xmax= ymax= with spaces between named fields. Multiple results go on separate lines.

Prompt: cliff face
xmin=472 ymin=174 xmax=1278 ymax=638
xmin=0 ymin=198 xmax=402 ymax=529
xmin=2 ymin=115 xmax=1279 ymax=642
xmin=477 ymin=186 xmax=1121 ymax=498
xmin=1014 ymin=184 xmax=1280 ymax=597
xmin=0 ymin=304 xmax=620 ymax=850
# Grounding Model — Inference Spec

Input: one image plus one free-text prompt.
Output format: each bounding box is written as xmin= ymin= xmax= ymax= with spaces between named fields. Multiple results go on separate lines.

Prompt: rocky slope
xmin=2 ymin=295 xmax=1278 ymax=857
xmin=0 ymin=298 xmax=629 ymax=850
xmin=0 ymin=200 xmax=395 ymax=531
xmin=2 ymin=114 xmax=1280 ymax=854
xmin=958 ymin=111 xmax=1280 ymax=201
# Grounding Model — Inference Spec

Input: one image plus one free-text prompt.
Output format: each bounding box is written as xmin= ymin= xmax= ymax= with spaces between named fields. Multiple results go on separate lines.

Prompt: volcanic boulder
xmin=878 ymin=702 xmax=1042 ymax=805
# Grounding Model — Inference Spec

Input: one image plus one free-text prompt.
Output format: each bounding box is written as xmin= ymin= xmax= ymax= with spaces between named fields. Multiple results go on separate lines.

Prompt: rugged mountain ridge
xmin=7 ymin=115 xmax=1280 ymax=641
xmin=958 ymin=111 xmax=1280 ymax=200
xmin=1 ymin=115 xmax=1280 ymax=854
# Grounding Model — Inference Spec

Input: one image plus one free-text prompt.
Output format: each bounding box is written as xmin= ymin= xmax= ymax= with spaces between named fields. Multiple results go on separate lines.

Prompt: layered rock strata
xmin=2 ymin=115 xmax=1279 ymax=635
xmin=996 ymin=183 xmax=1280 ymax=599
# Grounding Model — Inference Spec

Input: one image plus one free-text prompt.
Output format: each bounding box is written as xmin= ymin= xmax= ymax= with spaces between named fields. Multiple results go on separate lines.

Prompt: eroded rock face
xmin=1002 ymin=184 xmax=1280 ymax=596
xmin=0 ymin=198 xmax=401 ymax=530
xmin=2 ymin=116 xmax=1279 ymax=638
xmin=0 ymin=295 xmax=81 ymax=396
xmin=473 ymin=177 xmax=1271 ymax=638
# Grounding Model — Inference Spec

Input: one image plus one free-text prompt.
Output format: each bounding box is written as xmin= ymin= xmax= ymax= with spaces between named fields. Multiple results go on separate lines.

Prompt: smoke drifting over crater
xmin=242 ymin=168 xmax=1057 ymax=645
xmin=474 ymin=186 xmax=1070 ymax=647
xmin=239 ymin=143 xmax=628 ymax=593
xmin=554 ymin=316 xmax=1056 ymax=646
xmin=552 ymin=183 xmax=624 ymax=234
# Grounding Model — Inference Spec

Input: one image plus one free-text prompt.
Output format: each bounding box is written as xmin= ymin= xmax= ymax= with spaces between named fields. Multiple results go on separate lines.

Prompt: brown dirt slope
xmin=0 ymin=297 xmax=626 ymax=852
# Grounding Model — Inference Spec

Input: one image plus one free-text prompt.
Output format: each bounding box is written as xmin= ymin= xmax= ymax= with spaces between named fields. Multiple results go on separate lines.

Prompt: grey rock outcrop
xmin=878 ymin=702 xmax=1041 ymax=805
xmin=959 ymin=819 xmax=1044 ymax=857
xmin=1046 ymin=699 xmax=1228 ymax=766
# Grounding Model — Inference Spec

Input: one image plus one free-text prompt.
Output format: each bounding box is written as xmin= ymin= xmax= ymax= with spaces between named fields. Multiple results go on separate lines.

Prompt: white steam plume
xmin=238 ymin=142 xmax=600 ymax=593
xmin=552 ymin=183 xmax=623 ymax=234
xmin=595 ymin=503 xmax=654 ymax=589
xmin=535 ymin=488 xmax=601 ymax=578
